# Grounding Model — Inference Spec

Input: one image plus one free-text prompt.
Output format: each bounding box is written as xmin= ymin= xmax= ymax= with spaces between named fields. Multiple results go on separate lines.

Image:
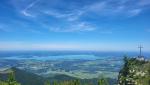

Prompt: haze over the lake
xmin=0 ymin=0 xmax=150 ymax=51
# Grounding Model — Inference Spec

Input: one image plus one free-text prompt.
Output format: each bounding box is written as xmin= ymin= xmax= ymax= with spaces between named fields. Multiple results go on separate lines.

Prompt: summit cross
xmin=138 ymin=45 xmax=143 ymax=57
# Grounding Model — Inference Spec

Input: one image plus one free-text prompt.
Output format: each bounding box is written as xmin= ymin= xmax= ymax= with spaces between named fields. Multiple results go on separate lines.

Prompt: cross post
xmin=138 ymin=45 xmax=143 ymax=58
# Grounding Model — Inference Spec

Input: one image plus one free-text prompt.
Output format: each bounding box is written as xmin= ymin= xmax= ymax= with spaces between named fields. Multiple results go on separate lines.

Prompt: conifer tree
xmin=98 ymin=78 xmax=109 ymax=85
xmin=53 ymin=81 xmax=58 ymax=85
xmin=7 ymin=71 xmax=20 ymax=85
xmin=44 ymin=80 xmax=50 ymax=85
xmin=74 ymin=79 xmax=80 ymax=85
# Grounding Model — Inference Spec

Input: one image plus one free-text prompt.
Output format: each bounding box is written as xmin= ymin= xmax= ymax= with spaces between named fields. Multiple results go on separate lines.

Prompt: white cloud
xmin=0 ymin=24 xmax=11 ymax=32
xmin=21 ymin=10 xmax=33 ymax=17
xmin=44 ymin=10 xmax=69 ymax=18
xmin=44 ymin=9 xmax=84 ymax=21
xmin=86 ymin=1 xmax=143 ymax=17
xmin=12 ymin=0 xmax=150 ymax=19
xmin=9 ymin=0 xmax=150 ymax=33
xmin=138 ymin=0 xmax=150 ymax=6
xmin=88 ymin=1 xmax=107 ymax=12
xmin=21 ymin=0 xmax=40 ymax=17
xmin=12 ymin=0 xmax=150 ymax=18
xmin=27 ymin=29 xmax=43 ymax=34
xmin=147 ymin=29 xmax=150 ymax=32
xmin=67 ymin=10 xmax=84 ymax=21
xmin=128 ymin=9 xmax=142 ymax=17
xmin=49 ymin=22 xmax=96 ymax=32
xmin=71 ymin=22 xmax=96 ymax=31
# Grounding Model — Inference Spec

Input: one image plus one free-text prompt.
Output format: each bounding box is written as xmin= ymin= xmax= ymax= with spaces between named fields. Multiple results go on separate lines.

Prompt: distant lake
xmin=0 ymin=51 xmax=150 ymax=60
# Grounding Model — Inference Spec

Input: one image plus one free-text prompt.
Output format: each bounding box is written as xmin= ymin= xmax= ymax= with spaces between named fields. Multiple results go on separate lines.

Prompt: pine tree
xmin=98 ymin=78 xmax=109 ymax=85
xmin=7 ymin=71 xmax=20 ymax=85
xmin=53 ymin=81 xmax=58 ymax=85
xmin=44 ymin=80 xmax=50 ymax=85
xmin=74 ymin=79 xmax=80 ymax=85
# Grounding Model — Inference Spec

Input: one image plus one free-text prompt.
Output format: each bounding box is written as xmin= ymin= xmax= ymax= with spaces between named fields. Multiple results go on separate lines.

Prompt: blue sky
xmin=0 ymin=0 xmax=150 ymax=51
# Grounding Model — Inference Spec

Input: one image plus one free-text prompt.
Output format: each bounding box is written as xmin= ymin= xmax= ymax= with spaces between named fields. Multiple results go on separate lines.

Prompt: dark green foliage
xmin=53 ymin=81 xmax=58 ymax=85
xmin=148 ymin=68 xmax=150 ymax=85
xmin=7 ymin=72 xmax=16 ymax=85
xmin=98 ymin=78 xmax=109 ymax=85
xmin=11 ymin=67 xmax=45 ymax=85
xmin=44 ymin=80 xmax=50 ymax=85
xmin=118 ymin=56 xmax=150 ymax=85
xmin=74 ymin=79 xmax=80 ymax=85
xmin=47 ymin=74 xmax=77 ymax=82
xmin=118 ymin=56 xmax=130 ymax=84
xmin=8 ymin=72 xmax=16 ymax=82
xmin=0 ymin=71 xmax=20 ymax=85
xmin=122 ymin=56 xmax=130 ymax=77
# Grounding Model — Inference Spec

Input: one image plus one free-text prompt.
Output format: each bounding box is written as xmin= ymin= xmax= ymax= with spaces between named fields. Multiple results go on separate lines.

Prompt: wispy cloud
xmin=85 ymin=1 xmax=144 ymax=17
xmin=42 ymin=0 xmax=146 ymax=20
xmin=9 ymin=0 xmax=150 ymax=33
xmin=21 ymin=0 xmax=40 ymax=17
xmin=0 ymin=19 xmax=43 ymax=34
xmin=147 ymin=29 xmax=150 ymax=32
xmin=12 ymin=0 xmax=150 ymax=18
xmin=44 ymin=9 xmax=84 ymax=21
xmin=49 ymin=22 xmax=96 ymax=32
xmin=21 ymin=10 xmax=33 ymax=17
xmin=128 ymin=9 xmax=142 ymax=17
xmin=0 ymin=24 xmax=12 ymax=32
xmin=27 ymin=29 xmax=44 ymax=34
xmin=88 ymin=1 xmax=107 ymax=13
xmin=138 ymin=0 xmax=150 ymax=6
